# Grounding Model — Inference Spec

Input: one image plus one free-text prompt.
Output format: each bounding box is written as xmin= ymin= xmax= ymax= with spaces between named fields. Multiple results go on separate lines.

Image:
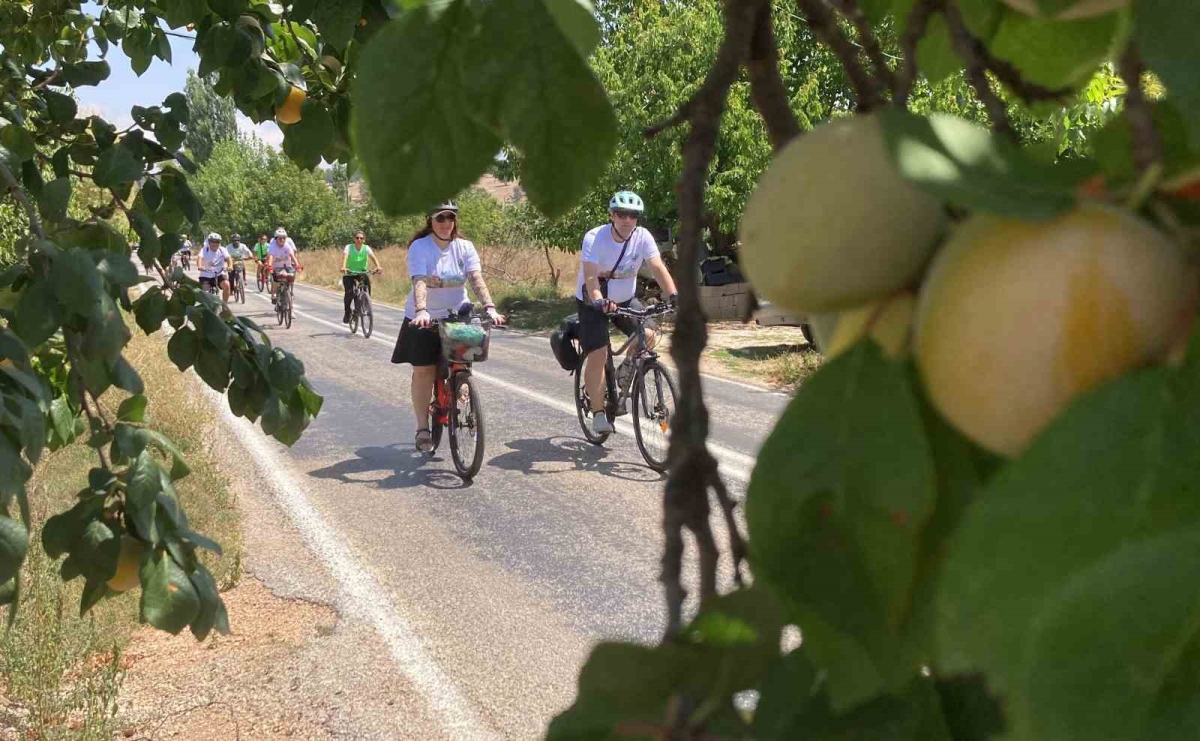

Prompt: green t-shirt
xmin=344 ymin=243 xmax=373 ymax=273
xmin=253 ymin=241 xmax=270 ymax=261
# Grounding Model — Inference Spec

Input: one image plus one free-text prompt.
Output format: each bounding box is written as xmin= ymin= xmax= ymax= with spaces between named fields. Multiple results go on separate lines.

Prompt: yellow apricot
xmin=106 ymin=536 xmax=146 ymax=593
xmin=275 ymin=85 xmax=306 ymax=125
xmin=739 ymin=114 xmax=945 ymax=314
xmin=813 ymin=292 xmax=916 ymax=360
xmin=915 ymin=203 xmax=1197 ymax=458
xmin=1000 ymin=0 xmax=1127 ymax=19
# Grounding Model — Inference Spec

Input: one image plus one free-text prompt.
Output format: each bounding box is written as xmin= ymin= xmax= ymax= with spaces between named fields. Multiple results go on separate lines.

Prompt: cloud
xmin=236 ymin=114 xmax=283 ymax=150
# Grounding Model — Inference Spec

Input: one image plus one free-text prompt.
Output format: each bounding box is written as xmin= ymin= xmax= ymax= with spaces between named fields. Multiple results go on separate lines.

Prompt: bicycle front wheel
xmin=349 ymin=294 xmax=360 ymax=334
xmin=276 ymin=290 xmax=285 ymax=326
xmin=359 ymin=293 xmax=373 ymax=339
xmin=574 ymin=359 xmax=611 ymax=445
xmin=284 ymin=290 xmax=293 ymax=328
xmin=449 ymin=372 xmax=485 ymax=480
xmin=632 ymin=361 xmax=677 ymax=472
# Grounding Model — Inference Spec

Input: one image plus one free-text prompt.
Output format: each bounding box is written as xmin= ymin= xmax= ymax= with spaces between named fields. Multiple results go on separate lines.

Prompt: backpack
xmin=549 ymin=314 xmax=582 ymax=372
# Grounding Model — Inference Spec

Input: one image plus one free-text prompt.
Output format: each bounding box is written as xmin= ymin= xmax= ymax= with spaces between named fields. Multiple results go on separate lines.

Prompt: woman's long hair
xmin=406 ymin=216 xmax=462 ymax=247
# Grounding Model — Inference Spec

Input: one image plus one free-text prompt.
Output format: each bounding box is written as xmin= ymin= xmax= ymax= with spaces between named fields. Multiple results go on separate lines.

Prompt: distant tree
xmin=182 ymin=69 xmax=237 ymax=165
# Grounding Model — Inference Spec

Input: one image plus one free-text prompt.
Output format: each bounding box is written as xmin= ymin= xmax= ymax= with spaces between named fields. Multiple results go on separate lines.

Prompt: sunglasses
xmin=354 ymin=236 xmax=365 ymax=240
xmin=433 ymin=213 xmax=457 ymax=224
xmin=612 ymin=210 xmax=640 ymax=220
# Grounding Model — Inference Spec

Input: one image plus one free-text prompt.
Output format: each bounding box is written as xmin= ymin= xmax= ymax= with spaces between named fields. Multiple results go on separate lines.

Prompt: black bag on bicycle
xmin=550 ymin=313 xmax=581 ymax=372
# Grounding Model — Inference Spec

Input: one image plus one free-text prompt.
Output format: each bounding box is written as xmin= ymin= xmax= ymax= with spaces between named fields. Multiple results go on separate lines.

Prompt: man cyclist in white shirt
xmin=576 ymin=191 xmax=679 ymax=436
xmin=197 ymin=232 xmax=233 ymax=304
xmin=226 ymin=232 xmax=253 ymax=296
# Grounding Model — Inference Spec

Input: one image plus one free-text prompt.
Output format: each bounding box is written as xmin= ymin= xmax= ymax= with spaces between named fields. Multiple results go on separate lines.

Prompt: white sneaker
xmin=592 ymin=413 xmax=613 ymax=435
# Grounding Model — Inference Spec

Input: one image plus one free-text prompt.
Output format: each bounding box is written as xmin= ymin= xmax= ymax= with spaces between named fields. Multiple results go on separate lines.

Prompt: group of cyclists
xmin=173 ymin=228 xmax=305 ymax=307
xmin=167 ymin=189 xmax=679 ymax=454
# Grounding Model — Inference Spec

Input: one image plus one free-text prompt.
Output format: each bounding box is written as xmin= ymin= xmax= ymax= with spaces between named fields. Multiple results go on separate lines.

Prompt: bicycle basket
xmin=439 ymin=321 xmax=490 ymax=363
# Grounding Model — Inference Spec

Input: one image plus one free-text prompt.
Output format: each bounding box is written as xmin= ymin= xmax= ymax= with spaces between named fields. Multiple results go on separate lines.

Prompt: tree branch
xmin=828 ymin=0 xmax=896 ymax=96
xmin=747 ymin=2 xmax=801 ymax=152
xmin=646 ymin=0 xmax=760 ymax=640
xmin=1117 ymin=45 xmax=1161 ymax=175
xmin=944 ymin=3 xmax=1014 ymax=139
xmin=894 ymin=0 xmax=940 ymax=107
xmin=796 ymin=0 xmax=884 ymax=111
xmin=282 ymin=8 xmax=319 ymax=71
xmin=0 ymin=161 xmax=46 ymax=241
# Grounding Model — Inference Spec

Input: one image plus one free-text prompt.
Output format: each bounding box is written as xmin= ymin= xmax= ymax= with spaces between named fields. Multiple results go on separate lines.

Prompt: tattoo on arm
xmin=467 ymin=270 xmax=494 ymax=306
xmin=412 ymin=277 xmax=428 ymax=311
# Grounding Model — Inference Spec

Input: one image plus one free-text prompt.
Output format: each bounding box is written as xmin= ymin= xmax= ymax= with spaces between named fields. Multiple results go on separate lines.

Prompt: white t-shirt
xmin=404 ymin=235 xmax=481 ymax=320
xmin=198 ymin=246 xmax=230 ymax=278
xmin=228 ymin=242 xmax=253 ymax=260
xmin=268 ymin=241 xmax=297 ymax=269
xmin=575 ymin=225 xmax=660 ymax=304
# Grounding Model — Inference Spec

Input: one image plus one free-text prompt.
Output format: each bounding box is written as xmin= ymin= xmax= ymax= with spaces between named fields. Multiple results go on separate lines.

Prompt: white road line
xmin=207 ymin=385 xmax=500 ymax=740
xmin=291 ymin=283 xmax=788 ymax=397
xmin=254 ymin=293 xmax=757 ymax=482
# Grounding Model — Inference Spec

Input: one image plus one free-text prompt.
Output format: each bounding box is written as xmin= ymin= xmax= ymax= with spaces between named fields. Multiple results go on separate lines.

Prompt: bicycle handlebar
xmin=611 ymin=302 xmax=675 ymax=319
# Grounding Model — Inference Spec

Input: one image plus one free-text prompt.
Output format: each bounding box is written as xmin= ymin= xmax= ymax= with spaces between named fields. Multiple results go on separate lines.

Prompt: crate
xmin=697 ymin=281 xmax=751 ymax=321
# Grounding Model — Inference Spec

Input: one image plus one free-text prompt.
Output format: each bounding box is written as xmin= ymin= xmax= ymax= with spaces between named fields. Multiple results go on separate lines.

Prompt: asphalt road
xmin=206 ymin=274 xmax=791 ymax=739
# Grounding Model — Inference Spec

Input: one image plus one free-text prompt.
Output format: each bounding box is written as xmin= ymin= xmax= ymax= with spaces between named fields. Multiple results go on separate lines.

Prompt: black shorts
xmin=391 ymin=319 xmax=442 ymax=366
xmin=575 ymin=298 xmax=654 ymax=355
xmin=199 ymin=274 xmax=227 ymax=290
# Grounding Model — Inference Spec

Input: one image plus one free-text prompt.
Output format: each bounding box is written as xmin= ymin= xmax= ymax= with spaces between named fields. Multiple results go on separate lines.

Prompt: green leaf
xmin=134 ymin=287 xmax=168 ymax=334
xmin=267 ymin=348 xmax=304 ymax=391
xmin=60 ymin=60 xmax=111 ymax=87
xmin=125 ymin=451 xmax=161 ymax=543
xmin=293 ymin=378 xmax=323 ymax=416
xmin=188 ymin=563 xmax=228 ymax=640
xmin=51 ymin=250 xmax=104 ymax=318
xmin=310 ymin=0 xmax=362 ymax=51
xmin=132 ymin=427 xmax=191 ymax=480
xmin=745 ymin=341 xmax=935 ymax=710
xmin=281 ymin=98 xmax=334 ymax=170
xmin=934 ymin=675 xmax=1006 ymax=741
xmin=0 ymin=328 xmax=30 ymax=367
xmin=880 ymin=110 xmax=1088 ymax=219
xmin=111 ymin=355 xmax=143 ymax=395
xmin=43 ymin=90 xmax=78 ymax=124
xmin=37 ymin=178 xmax=72 ymax=224
xmin=56 ymin=220 xmax=128 ymax=253
xmin=12 ymin=278 xmax=60 ymax=348
xmin=755 ymin=653 xmax=951 ymax=741
xmin=351 ymin=0 xmax=503 ymax=216
xmin=985 ymin=7 xmax=1119 ymax=90
xmin=1000 ymin=528 xmax=1200 ymax=740
xmin=48 ymin=395 xmax=75 ymax=447
xmin=1134 ymin=0 xmax=1200 ymax=144
xmin=0 ymin=515 xmax=28 ymax=586
xmin=915 ymin=16 xmax=960 ymax=86
xmin=541 ymin=0 xmax=599 ymax=58
xmin=167 ymin=326 xmax=199 ymax=371
xmin=41 ymin=497 xmax=104 ymax=559
xmin=76 ymin=518 xmax=120 ymax=581
xmin=15 ymin=397 xmax=44 ymax=466
xmin=475 ymin=0 xmax=616 ymax=217
xmin=169 ymin=173 xmax=203 ymax=225
xmin=79 ymin=577 xmax=110 ymax=617
xmin=936 ymin=366 xmax=1200 ymax=714
xmin=139 ymin=548 xmax=201 ymax=634
xmin=93 ymin=143 xmax=144 ymax=188
xmin=88 ymin=467 xmax=117 ymax=496
xmin=164 ymin=0 xmax=209 ymax=28
xmin=117 ymin=394 xmax=148 ymax=423
xmin=0 ymin=125 xmax=35 ymax=162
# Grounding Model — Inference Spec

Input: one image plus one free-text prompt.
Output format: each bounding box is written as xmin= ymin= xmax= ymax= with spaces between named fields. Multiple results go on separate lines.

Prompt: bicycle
xmin=272 ymin=268 xmax=298 ymax=329
xmin=573 ymin=302 xmax=678 ymax=472
xmin=343 ymin=269 xmax=380 ymax=338
xmin=424 ymin=306 xmax=497 ymax=480
xmin=230 ymin=263 xmax=247 ymax=304
xmin=256 ymin=261 xmax=268 ymax=292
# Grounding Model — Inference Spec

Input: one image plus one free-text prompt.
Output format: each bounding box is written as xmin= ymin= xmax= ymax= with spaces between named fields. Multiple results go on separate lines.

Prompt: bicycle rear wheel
xmin=276 ymin=289 xmax=285 ymax=326
xmin=257 ymin=270 xmax=266 ymax=292
xmin=574 ymin=358 xmax=611 ymax=445
xmin=449 ymin=372 xmax=485 ymax=479
xmin=360 ymin=293 xmax=373 ymax=338
xmin=349 ymin=294 xmax=360 ymax=334
xmin=632 ymin=361 xmax=677 ymax=472
xmin=237 ymin=274 xmax=246 ymax=303
xmin=285 ymin=291 xmax=293 ymax=328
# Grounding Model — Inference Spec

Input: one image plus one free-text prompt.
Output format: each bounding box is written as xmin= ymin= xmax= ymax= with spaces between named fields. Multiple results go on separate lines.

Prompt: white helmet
xmin=609 ymin=190 xmax=644 ymax=212
xmin=274 ymin=227 xmax=288 ymax=238
xmin=206 ymin=232 xmax=222 ymax=243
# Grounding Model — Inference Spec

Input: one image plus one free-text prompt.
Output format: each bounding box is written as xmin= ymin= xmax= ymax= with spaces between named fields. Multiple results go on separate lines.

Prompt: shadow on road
xmin=308 ymin=443 xmax=471 ymax=491
xmin=489 ymin=436 xmax=664 ymax=483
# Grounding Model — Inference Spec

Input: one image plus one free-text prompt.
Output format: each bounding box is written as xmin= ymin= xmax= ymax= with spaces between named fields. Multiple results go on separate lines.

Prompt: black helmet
xmin=429 ymin=201 xmax=458 ymax=216
xmin=231 ymin=233 xmax=241 ymax=241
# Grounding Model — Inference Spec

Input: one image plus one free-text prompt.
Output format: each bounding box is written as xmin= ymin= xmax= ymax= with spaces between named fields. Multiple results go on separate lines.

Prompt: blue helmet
xmin=609 ymin=190 xmax=644 ymax=212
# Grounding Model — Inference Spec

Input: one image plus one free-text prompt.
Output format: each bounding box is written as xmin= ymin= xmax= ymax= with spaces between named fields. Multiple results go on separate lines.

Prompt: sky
xmin=74 ymin=3 xmax=284 ymax=149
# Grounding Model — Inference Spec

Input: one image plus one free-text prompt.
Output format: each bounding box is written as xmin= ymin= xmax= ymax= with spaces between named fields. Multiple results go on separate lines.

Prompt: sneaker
xmin=592 ymin=413 xmax=614 ymax=435
xmin=342 ymin=312 xmax=351 ymax=324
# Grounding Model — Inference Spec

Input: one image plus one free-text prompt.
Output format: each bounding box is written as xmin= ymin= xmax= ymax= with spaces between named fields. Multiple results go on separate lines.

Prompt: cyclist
xmin=266 ymin=227 xmax=303 ymax=304
xmin=390 ymin=202 xmax=505 ymax=453
xmin=340 ymin=229 xmax=384 ymax=323
xmin=576 ymin=191 xmax=678 ymax=435
xmin=178 ymin=234 xmax=193 ymax=270
xmin=253 ymin=233 xmax=271 ymax=287
xmin=227 ymin=233 xmax=253 ymax=296
xmin=197 ymin=232 xmax=233 ymax=303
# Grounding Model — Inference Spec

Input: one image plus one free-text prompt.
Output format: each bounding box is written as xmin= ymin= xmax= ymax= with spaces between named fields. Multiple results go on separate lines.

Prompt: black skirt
xmin=391 ymin=319 xmax=442 ymax=366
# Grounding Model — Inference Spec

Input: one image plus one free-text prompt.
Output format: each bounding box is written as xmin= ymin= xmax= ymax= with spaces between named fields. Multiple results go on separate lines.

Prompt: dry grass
xmin=708 ymin=344 xmax=823 ymax=388
xmin=296 ymin=243 xmax=579 ymax=328
xmin=0 ymin=325 xmax=243 ymax=739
